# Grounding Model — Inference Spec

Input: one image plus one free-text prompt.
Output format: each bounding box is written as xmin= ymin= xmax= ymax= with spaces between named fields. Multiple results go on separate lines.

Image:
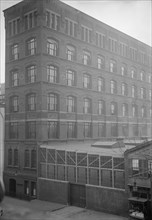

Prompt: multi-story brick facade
xmin=3 ymin=0 xmax=152 ymax=201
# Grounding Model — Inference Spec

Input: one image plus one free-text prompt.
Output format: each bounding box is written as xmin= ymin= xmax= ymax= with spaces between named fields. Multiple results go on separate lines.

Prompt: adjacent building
xmin=3 ymin=0 xmax=152 ymax=211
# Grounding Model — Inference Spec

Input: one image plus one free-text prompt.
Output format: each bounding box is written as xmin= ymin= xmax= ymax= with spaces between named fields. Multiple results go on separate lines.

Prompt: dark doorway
xmin=9 ymin=179 xmax=16 ymax=197
xmin=70 ymin=183 xmax=86 ymax=208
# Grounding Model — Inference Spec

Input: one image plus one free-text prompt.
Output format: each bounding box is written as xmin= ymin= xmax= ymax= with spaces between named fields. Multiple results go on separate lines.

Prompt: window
xmin=65 ymin=18 xmax=77 ymax=37
xmin=148 ymin=75 xmax=152 ymax=83
xmin=110 ymin=80 xmax=117 ymax=94
xmin=8 ymin=17 xmax=20 ymax=36
xmin=10 ymin=122 xmax=18 ymax=139
xmin=83 ymin=98 xmax=91 ymax=114
xmin=97 ymin=55 xmax=105 ymax=69
xmin=31 ymin=149 xmax=36 ymax=168
xmin=10 ymin=44 xmax=19 ymax=60
xmin=47 ymin=65 xmax=58 ymax=83
xmin=140 ymin=71 xmax=145 ymax=81
xmin=11 ymin=69 xmax=19 ymax=87
xmin=95 ymin=32 xmax=105 ymax=48
xmin=141 ymin=106 xmax=146 ymax=118
xmin=66 ymin=70 xmax=76 ymax=86
xmin=119 ymin=42 xmax=128 ymax=57
xmin=122 ymin=103 xmax=128 ymax=117
xmin=66 ymin=96 xmax=76 ymax=113
xmin=149 ymin=90 xmax=152 ymax=101
xmin=66 ymin=45 xmax=76 ymax=61
xmin=139 ymin=51 xmax=146 ymax=64
xmin=110 ymin=59 xmax=117 ymax=73
xmin=131 ymin=85 xmax=137 ymax=98
xmin=31 ymin=182 xmax=36 ymax=197
xmin=83 ymin=50 xmax=91 ymax=65
xmin=24 ymin=10 xmax=37 ymax=30
xmin=140 ymin=87 xmax=146 ymax=99
xmin=98 ymin=123 xmax=106 ymax=137
xmin=148 ymin=160 xmax=152 ymax=172
xmin=130 ymin=47 xmax=137 ymax=61
xmin=81 ymin=25 xmax=92 ymax=43
xmin=48 ymin=121 xmax=58 ymax=139
xmin=47 ymin=93 xmax=58 ymax=111
xmin=26 ymin=121 xmax=36 ymax=139
xmin=46 ymin=10 xmax=60 ymax=30
xmin=109 ymin=38 xmax=117 ymax=53
xmin=27 ymin=65 xmax=36 ymax=83
xmin=120 ymin=64 xmax=127 ymax=76
xmin=14 ymin=149 xmax=18 ymax=166
xmin=132 ymin=104 xmax=138 ymax=117
xmin=8 ymin=149 xmax=12 ymax=166
xmin=98 ymin=77 xmax=104 ymax=92
xmin=24 ymin=150 xmax=30 ymax=168
xmin=98 ymin=100 xmax=105 ymax=115
xmin=27 ymin=94 xmax=36 ymax=111
xmin=24 ymin=181 xmax=29 ymax=195
xmin=47 ymin=38 xmax=58 ymax=56
xmin=111 ymin=123 xmax=118 ymax=137
xmin=131 ymin=67 xmax=137 ymax=79
xmin=122 ymin=124 xmax=128 ymax=137
xmin=121 ymin=83 xmax=128 ymax=96
xmin=84 ymin=122 xmax=92 ymax=138
xmin=10 ymin=96 xmax=19 ymax=112
xmin=132 ymin=159 xmax=139 ymax=175
xmin=26 ymin=38 xmax=36 ymax=55
xmin=67 ymin=122 xmax=76 ymax=138
xmin=111 ymin=102 xmax=117 ymax=115
xmin=83 ymin=74 xmax=91 ymax=89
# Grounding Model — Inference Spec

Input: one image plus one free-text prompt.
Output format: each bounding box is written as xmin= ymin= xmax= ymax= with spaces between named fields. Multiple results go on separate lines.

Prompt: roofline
xmin=124 ymin=140 xmax=152 ymax=156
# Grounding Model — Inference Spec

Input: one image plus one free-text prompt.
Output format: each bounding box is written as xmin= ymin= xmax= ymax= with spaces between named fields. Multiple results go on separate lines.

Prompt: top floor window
xmin=26 ymin=38 xmax=36 ymax=55
xmin=65 ymin=18 xmax=77 ymax=37
xmin=110 ymin=59 xmax=117 ymax=73
xmin=109 ymin=38 xmax=117 ymax=53
xmin=46 ymin=10 xmax=60 ymax=30
xmin=10 ymin=44 xmax=19 ymax=60
xmin=119 ymin=42 xmax=128 ymax=57
xmin=96 ymin=32 xmax=105 ymax=48
xmin=97 ymin=55 xmax=105 ymax=69
xmin=81 ymin=25 xmax=92 ymax=43
xmin=8 ymin=17 xmax=20 ymax=36
xmin=66 ymin=45 xmax=76 ymax=61
xmin=47 ymin=38 xmax=58 ymax=56
xmin=83 ymin=50 xmax=91 ymax=65
xmin=130 ymin=47 xmax=137 ymax=61
xmin=25 ymin=10 xmax=37 ymax=30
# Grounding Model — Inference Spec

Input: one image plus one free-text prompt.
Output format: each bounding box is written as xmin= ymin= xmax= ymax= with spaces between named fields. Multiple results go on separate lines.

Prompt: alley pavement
xmin=0 ymin=196 xmax=128 ymax=220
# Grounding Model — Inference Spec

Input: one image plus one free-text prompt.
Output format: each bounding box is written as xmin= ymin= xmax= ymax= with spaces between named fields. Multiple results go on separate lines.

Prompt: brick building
xmin=3 ymin=0 xmax=152 ymax=206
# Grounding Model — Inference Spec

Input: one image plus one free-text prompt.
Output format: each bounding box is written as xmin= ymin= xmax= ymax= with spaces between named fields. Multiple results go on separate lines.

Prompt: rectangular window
xmin=130 ymin=47 xmax=137 ymax=61
xmin=27 ymin=38 xmax=36 ymax=55
xmin=84 ymin=122 xmax=92 ymax=138
xmin=98 ymin=123 xmax=106 ymax=137
xmin=47 ymin=65 xmax=57 ymax=83
xmin=14 ymin=149 xmax=18 ymax=166
xmin=96 ymin=32 xmax=105 ymax=48
xmin=24 ymin=10 xmax=37 ymax=30
xmin=26 ymin=121 xmax=36 ymax=139
xmin=119 ymin=42 xmax=128 ymax=57
xmin=31 ymin=182 xmax=36 ymax=197
xmin=8 ymin=17 xmax=20 ymax=36
xmin=11 ymin=70 xmax=19 ymax=86
xmin=48 ymin=121 xmax=58 ymax=138
xmin=24 ymin=181 xmax=29 ymax=195
xmin=46 ymin=10 xmax=60 ymax=30
xmin=67 ymin=122 xmax=76 ymax=138
xmin=10 ymin=44 xmax=19 ymax=60
xmin=10 ymin=122 xmax=18 ymax=139
xmin=65 ymin=18 xmax=77 ymax=37
xmin=109 ymin=38 xmax=117 ymax=53
xmin=8 ymin=149 xmax=12 ymax=166
xmin=27 ymin=65 xmax=36 ymax=83
xmin=81 ymin=25 xmax=92 ymax=43
xmin=66 ymin=70 xmax=75 ymax=86
xmin=132 ymin=159 xmax=139 ymax=175
xmin=31 ymin=150 xmax=36 ymax=168
xmin=24 ymin=150 xmax=30 ymax=168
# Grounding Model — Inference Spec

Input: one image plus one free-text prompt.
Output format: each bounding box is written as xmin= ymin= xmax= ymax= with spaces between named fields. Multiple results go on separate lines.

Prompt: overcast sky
xmin=0 ymin=0 xmax=151 ymax=83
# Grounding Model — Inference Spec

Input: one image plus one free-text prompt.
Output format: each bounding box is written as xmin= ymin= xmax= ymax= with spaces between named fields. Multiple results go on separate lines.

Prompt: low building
xmin=124 ymin=140 xmax=152 ymax=219
xmin=38 ymin=140 xmax=135 ymax=216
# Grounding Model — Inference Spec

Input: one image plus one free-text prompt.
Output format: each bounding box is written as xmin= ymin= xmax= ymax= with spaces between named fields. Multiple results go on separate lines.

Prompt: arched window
xmin=66 ymin=96 xmax=76 ymax=113
xmin=47 ymin=38 xmax=58 ymax=56
xmin=47 ymin=93 xmax=58 ymax=111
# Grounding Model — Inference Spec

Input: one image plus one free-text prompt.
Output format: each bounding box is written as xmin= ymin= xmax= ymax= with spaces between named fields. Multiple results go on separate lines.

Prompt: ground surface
xmin=0 ymin=196 xmax=128 ymax=220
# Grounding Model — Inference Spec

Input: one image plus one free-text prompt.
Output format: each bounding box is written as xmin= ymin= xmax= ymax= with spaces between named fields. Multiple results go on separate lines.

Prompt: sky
xmin=0 ymin=0 xmax=151 ymax=83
